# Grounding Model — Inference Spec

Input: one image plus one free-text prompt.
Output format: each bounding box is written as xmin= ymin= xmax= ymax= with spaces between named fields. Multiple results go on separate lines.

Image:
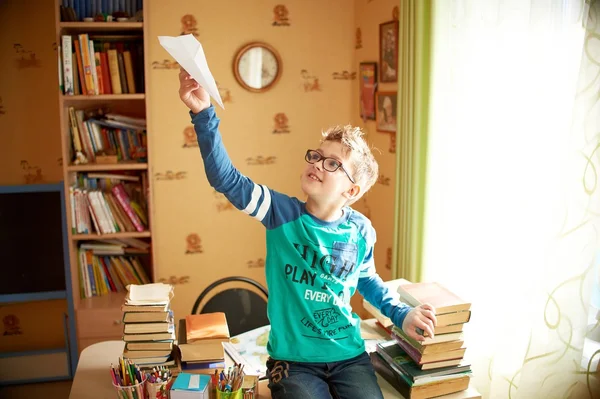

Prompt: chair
xmin=191 ymin=276 xmax=269 ymax=336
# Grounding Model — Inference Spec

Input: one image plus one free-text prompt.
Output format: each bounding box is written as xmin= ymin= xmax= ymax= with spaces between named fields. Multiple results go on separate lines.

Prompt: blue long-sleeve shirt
xmin=192 ymin=105 xmax=410 ymax=362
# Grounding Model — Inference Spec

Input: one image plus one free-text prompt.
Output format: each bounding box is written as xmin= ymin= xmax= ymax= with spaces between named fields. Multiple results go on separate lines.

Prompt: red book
xmin=111 ymin=184 xmax=144 ymax=232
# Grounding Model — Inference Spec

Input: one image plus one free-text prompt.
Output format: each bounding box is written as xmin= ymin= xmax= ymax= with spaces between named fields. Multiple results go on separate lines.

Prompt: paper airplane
xmin=158 ymin=34 xmax=224 ymax=109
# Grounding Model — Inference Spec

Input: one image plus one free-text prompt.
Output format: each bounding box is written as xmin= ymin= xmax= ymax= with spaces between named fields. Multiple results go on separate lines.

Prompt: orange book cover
xmin=185 ymin=312 xmax=230 ymax=343
xmin=398 ymin=282 xmax=471 ymax=314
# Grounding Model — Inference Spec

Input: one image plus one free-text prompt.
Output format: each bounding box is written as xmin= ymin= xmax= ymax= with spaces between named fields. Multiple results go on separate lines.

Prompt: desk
xmin=69 ymin=321 xmax=480 ymax=398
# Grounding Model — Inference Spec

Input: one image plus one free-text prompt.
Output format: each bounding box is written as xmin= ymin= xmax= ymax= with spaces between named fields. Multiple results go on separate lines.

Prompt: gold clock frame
xmin=233 ymin=41 xmax=282 ymax=93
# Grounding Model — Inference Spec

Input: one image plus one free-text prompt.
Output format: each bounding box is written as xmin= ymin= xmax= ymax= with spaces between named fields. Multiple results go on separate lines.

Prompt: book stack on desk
xmin=371 ymin=281 xmax=473 ymax=398
xmin=177 ymin=313 xmax=230 ymax=374
xmin=121 ymin=283 xmax=177 ymax=370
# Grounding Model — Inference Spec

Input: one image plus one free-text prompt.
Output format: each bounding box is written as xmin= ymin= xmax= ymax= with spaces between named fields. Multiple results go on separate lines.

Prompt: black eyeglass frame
xmin=304 ymin=149 xmax=356 ymax=184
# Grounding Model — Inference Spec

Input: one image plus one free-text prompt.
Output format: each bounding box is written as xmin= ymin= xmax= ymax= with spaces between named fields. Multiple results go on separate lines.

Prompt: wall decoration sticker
xmin=14 ymin=43 xmax=41 ymax=69
xmin=247 ymin=258 xmax=266 ymax=268
xmin=3 ymin=315 xmax=22 ymax=336
xmin=385 ymin=247 xmax=392 ymax=270
xmin=273 ymin=113 xmax=290 ymax=134
xmin=392 ymin=6 xmax=400 ymax=20
xmin=377 ymin=174 xmax=391 ymax=186
xmin=301 ymin=69 xmax=321 ymax=92
xmin=213 ymin=191 xmax=235 ymax=212
xmin=272 ymin=5 xmax=290 ymax=26
xmin=0 ymin=97 xmax=5 ymax=116
xmin=246 ymin=156 xmax=277 ymax=165
xmin=180 ymin=14 xmax=199 ymax=37
xmin=332 ymin=71 xmax=356 ymax=80
xmin=182 ymin=126 xmax=198 ymax=148
xmin=389 ymin=132 xmax=396 ymax=154
xmin=152 ymin=59 xmax=179 ymax=69
xmin=154 ymin=171 xmax=187 ymax=180
xmin=185 ymin=233 xmax=203 ymax=254
xmin=355 ymin=28 xmax=363 ymax=49
xmin=20 ymin=160 xmax=43 ymax=184
xmin=159 ymin=275 xmax=190 ymax=285
xmin=217 ymin=82 xmax=233 ymax=103
xmin=57 ymin=157 xmax=63 ymax=166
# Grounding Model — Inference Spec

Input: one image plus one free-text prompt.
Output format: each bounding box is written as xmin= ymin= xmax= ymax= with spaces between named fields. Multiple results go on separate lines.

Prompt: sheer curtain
xmin=423 ymin=0 xmax=599 ymax=397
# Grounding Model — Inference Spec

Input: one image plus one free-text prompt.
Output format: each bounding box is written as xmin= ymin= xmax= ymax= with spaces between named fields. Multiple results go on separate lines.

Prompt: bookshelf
xmin=54 ymin=0 xmax=155 ymax=352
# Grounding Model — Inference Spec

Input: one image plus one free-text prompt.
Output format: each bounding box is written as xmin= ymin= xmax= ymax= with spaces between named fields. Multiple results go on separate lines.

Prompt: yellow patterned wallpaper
xmin=0 ymin=0 xmax=62 ymax=185
xmin=146 ymin=0 xmax=399 ymax=319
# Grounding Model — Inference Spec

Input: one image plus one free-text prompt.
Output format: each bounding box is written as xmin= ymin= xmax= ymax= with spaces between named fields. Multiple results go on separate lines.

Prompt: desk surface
xmin=69 ymin=321 xmax=480 ymax=399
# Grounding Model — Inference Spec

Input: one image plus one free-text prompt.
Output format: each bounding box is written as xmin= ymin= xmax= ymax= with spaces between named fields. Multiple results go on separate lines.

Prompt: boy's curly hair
xmin=321 ymin=125 xmax=379 ymax=205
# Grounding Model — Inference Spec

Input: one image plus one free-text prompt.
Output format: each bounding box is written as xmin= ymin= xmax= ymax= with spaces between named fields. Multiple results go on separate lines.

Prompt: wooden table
xmin=69 ymin=320 xmax=480 ymax=398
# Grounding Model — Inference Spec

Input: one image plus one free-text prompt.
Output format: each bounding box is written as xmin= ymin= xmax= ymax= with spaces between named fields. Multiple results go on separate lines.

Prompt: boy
xmin=178 ymin=69 xmax=437 ymax=398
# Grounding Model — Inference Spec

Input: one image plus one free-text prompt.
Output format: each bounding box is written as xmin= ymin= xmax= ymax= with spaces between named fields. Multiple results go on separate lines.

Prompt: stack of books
xmin=367 ymin=281 xmax=474 ymax=398
xmin=121 ymin=283 xmax=177 ymax=371
xmin=177 ymin=313 xmax=230 ymax=374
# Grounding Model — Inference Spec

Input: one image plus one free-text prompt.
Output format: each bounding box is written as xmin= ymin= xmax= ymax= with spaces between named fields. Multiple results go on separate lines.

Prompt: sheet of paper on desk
xmin=158 ymin=34 xmax=224 ymax=109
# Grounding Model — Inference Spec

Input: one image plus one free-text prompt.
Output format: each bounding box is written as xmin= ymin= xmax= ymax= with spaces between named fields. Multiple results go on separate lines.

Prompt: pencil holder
xmin=215 ymin=388 xmax=242 ymax=399
xmin=240 ymin=375 xmax=258 ymax=399
xmin=112 ymin=376 xmax=147 ymax=399
xmin=146 ymin=376 xmax=173 ymax=399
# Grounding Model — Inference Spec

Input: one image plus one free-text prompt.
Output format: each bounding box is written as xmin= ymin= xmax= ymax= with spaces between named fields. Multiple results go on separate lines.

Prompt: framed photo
xmin=359 ymin=62 xmax=378 ymax=120
xmin=379 ymin=20 xmax=399 ymax=83
xmin=376 ymin=91 xmax=397 ymax=133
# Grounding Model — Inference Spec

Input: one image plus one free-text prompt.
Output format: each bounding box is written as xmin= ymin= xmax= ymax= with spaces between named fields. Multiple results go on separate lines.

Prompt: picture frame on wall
xmin=376 ymin=91 xmax=397 ymax=133
xmin=359 ymin=62 xmax=378 ymax=120
xmin=379 ymin=20 xmax=399 ymax=83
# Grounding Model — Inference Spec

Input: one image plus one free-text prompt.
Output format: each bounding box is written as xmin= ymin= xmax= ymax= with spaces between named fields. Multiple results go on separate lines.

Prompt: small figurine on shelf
xmin=74 ymin=151 xmax=89 ymax=165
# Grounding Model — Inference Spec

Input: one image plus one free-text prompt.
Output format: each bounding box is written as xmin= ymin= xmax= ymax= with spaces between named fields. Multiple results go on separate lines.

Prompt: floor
xmin=0 ymin=380 xmax=72 ymax=399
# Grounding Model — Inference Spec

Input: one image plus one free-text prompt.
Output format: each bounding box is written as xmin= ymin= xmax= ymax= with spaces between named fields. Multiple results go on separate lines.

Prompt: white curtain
xmin=424 ymin=0 xmax=600 ymax=397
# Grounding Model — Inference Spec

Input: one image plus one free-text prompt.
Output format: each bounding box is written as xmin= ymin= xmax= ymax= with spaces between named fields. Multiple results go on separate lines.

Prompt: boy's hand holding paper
xmin=158 ymin=34 xmax=224 ymax=109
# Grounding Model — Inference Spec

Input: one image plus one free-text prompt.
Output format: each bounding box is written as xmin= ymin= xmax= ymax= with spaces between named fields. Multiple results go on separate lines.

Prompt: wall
xmin=146 ymin=0 xmax=359 ymax=318
xmin=0 ymin=0 xmax=62 ymax=185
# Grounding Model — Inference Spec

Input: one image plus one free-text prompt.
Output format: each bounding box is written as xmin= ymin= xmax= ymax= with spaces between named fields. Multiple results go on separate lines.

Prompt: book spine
xmin=123 ymin=50 xmax=136 ymax=93
xmin=107 ymin=49 xmax=122 ymax=94
xmin=58 ymin=45 xmax=64 ymax=93
xmin=61 ymin=35 xmax=74 ymax=95
xmin=111 ymin=184 xmax=144 ymax=232
xmin=74 ymin=39 xmax=87 ymax=94
xmin=78 ymin=34 xmax=95 ymax=95
xmin=391 ymin=332 xmax=424 ymax=364
xmin=89 ymin=40 xmax=99 ymax=95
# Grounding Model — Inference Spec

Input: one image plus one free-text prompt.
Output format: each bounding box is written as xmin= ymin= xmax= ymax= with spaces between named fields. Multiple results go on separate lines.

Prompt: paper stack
xmin=121 ymin=283 xmax=177 ymax=371
xmin=177 ymin=313 xmax=230 ymax=374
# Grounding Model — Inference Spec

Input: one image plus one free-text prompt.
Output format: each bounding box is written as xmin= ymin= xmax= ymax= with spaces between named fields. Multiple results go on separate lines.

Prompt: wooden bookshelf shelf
xmin=61 ymin=94 xmax=145 ymax=102
xmin=67 ymin=162 xmax=148 ymax=172
xmin=78 ymin=291 xmax=127 ymax=310
xmin=72 ymin=231 xmax=151 ymax=241
xmin=59 ymin=22 xmax=143 ymax=32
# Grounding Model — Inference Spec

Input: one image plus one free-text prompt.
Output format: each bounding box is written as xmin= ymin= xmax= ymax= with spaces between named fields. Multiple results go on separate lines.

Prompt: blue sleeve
xmin=191 ymin=105 xmax=301 ymax=229
xmin=357 ymin=274 xmax=412 ymax=328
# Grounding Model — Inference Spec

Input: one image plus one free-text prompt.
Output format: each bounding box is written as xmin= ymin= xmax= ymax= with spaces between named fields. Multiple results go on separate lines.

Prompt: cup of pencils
xmin=145 ymin=366 xmax=173 ymax=399
xmin=110 ymin=358 xmax=147 ymax=399
xmin=214 ymin=364 xmax=244 ymax=399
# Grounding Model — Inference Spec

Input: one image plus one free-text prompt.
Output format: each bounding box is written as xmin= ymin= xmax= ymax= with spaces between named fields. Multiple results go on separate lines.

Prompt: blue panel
xmin=0 ymin=291 xmax=67 ymax=304
xmin=0 ymin=375 xmax=71 ymax=386
xmin=0 ymin=347 xmax=68 ymax=358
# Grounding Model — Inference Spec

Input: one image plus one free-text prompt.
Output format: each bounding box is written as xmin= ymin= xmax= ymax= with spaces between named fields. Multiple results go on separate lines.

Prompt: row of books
xmin=60 ymin=0 xmax=142 ymax=21
xmin=69 ymin=176 xmax=147 ymax=235
xmin=365 ymin=281 xmax=473 ymax=398
xmin=121 ymin=284 xmax=177 ymax=370
xmin=60 ymin=34 xmax=143 ymax=96
xmin=67 ymin=107 xmax=147 ymax=164
xmin=78 ymin=249 xmax=150 ymax=298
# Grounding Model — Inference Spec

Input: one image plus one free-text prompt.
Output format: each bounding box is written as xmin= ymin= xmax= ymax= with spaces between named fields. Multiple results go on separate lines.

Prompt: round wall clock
xmin=233 ymin=42 xmax=282 ymax=93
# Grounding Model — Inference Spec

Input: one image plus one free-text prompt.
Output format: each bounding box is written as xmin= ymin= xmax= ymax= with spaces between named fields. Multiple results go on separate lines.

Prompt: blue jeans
xmin=266 ymin=352 xmax=384 ymax=399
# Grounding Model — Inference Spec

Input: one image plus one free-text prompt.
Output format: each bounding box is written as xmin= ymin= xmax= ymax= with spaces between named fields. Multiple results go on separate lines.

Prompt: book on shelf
xmin=70 ymin=173 xmax=148 ymax=235
xmin=370 ymin=351 xmax=473 ymax=399
xmin=59 ymin=33 xmax=143 ymax=96
xmin=77 ymin=250 xmax=150 ymax=299
xmin=66 ymin=106 xmax=148 ymax=165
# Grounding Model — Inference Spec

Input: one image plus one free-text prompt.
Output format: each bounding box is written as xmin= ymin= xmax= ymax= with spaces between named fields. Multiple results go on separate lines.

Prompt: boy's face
xmin=301 ymin=140 xmax=356 ymax=203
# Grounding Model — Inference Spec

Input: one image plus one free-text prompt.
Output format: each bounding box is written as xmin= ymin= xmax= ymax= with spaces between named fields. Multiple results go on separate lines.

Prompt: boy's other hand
xmin=401 ymin=303 xmax=437 ymax=342
xmin=179 ymin=68 xmax=210 ymax=114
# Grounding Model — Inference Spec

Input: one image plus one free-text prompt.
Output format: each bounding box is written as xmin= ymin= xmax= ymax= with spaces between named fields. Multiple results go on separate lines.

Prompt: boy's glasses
xmin=305 ymin=150 xmax=355 ymax=184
